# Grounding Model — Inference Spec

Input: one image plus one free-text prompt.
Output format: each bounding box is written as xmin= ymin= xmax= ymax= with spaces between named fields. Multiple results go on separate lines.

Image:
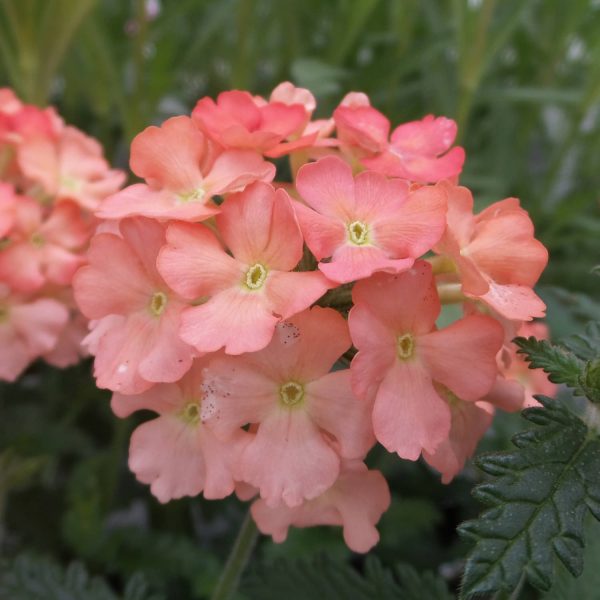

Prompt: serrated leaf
xmin=514 ymin=336 xmax=584 ymax=389
xmin=244 ymin=556 xmax=452 ymax=600
xmin=0 ymin=554 xmax=163 ymax=600
xmin=458 ymin=396 xmax=600 ymax=598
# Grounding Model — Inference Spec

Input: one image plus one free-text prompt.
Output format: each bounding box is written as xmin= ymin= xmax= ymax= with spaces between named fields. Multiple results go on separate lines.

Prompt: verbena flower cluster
xmin=73 ymin=83 xmax=556 ymax=552
xmin=0 ymin=88 xmax=124 ymax=381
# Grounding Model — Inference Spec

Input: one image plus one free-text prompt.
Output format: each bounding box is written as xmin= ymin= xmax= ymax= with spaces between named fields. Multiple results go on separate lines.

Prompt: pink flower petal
xmin=265 ymin=270 xmax=330 ymax=320
xmin=372 ymin=361 xmax=451 ymax=460
xmin=418 ymin=314 xmax=503 ymax=401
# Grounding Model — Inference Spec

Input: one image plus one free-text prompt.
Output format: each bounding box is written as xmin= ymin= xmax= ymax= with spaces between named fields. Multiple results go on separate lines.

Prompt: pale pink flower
xmin=251 ymin=460 xmax=390 ymax=553
xmin=334 ymin=95 xmax=465 ymax=182
xmin=43 ymin=310 xmax=89 ymax=368
xmin=111 ymin=359 xmax=246 ymax=502
xmin=73 ymin=217 xmax=196 ymax=394
xmin=348 ymin=261 xmax=503 ymax=460
xmin=0 ymin=285 xmax=68 ymax=381
xmin=192 ymin=90 xmax=311 ymax=157
xmin=0 ymin=197 xmax=90 ymax=293
xmin=201 ymin=307 xmax=375 ymax=507
xmin=158 ymin=181 xmax=331 ymax=355
xmin=434 ymin=184 xmax=548 ymax=320
xmin=18 ymin=125 xmax=125 ymax=211
xmin=294 ymin=156 xmax=447 ymax=283
xmin=98 ymin=115 xmax=274 ymax=221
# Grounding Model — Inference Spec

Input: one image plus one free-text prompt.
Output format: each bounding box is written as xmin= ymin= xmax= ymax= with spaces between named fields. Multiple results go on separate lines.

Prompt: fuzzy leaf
xmin=458 ymin=396 xmax=600 ymax=598
xmin=514 ymin=336 xmax=584 ymax=389
xmin=0 ymin=554 xmax=163 ymax=600
xmin=245 ymin=556 xmax=452 ymax=600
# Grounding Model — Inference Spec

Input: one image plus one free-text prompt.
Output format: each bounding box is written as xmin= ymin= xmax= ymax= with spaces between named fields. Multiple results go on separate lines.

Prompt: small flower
xmin=158 ymin=181 xmax=331 ymax=355
xmin=294 ymin=155 xmax=447 ymax=283
xmin=349 ymin=260 xmax=503 ymax=460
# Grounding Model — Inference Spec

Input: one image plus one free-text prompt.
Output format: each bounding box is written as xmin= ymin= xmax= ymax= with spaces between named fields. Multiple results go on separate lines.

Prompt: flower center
xmin=279 ymin=381 xmax=305 ymax=408
xmin=244 ymin=263 xmax=268 ymax=290
xmin=177 ymin=188 xmax=206 ymax=204
xmin=149 ymin=291 xmax=168 ymax=316
xmin=181 ymin=401 xmax=201 ymax=425
xmin=347 ymin=220 xmax=369 ymax=245
xmin=396 ymin=333 xmax=415 ymax=360
xmin=30 ymin=232 xmax=45 ymax=248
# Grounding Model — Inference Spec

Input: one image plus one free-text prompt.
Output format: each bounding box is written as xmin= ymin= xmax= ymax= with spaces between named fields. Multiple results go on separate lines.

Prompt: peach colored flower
xmin=334 ymin=95 xmax=465 ymax=182
xmin=201 ymin=307 xmax=375 ymax=507
xmin=435 ymin=184 xmax=548 ymax=320
xmin=0 ymin=196 xmax=90 ymax=293
xmin=111 ymin=359 xmax=247 ymax=502
xmin=74 ymin=217 xmax=196 ymax=394
xmin=158 ymin=181 xmax=330 ymax=355
xmin=349 ymin=261 xmax=503 ymax=460
xmin=0 ymin=285 xmax=68 ymax=381
xmin=251 ymin=460 xmax=390 ymax=553
xmin=98 ymin=115 xmax=274 ymax=221
xmin=294 ymin=156 xmax=447 ymax=283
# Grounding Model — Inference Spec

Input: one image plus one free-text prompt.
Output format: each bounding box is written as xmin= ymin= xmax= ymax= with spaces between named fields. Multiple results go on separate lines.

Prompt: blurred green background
xmin=0 ymin=1 xmax=599 ymax=598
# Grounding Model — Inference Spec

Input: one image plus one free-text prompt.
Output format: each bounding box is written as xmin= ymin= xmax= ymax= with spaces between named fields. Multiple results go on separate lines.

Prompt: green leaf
xmin=244 ymin=555 xmax=452 ymax=600
xmin=514 ymin=336 xmax=584 ymax=389
xmin=458 ymin=396 xmax=600 ymax=598
xmin=0 ymin=554 xmax=163 ymax=600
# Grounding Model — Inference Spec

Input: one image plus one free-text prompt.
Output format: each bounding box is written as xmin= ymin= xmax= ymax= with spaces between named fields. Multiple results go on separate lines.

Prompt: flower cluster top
xmin=72 ymin=82 xmax=554 ymax=553
xmin=0 ymin=88 xmax=124 ymax=381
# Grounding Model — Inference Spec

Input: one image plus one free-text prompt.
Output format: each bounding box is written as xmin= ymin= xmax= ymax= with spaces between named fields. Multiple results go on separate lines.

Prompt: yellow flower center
xmin=347 ymin=220 xmax=369 ymax=245
xmin=396 ymin=333 xmax=415 ymax=360
xmin=177 ymin=188 xmax=206 ymax=204
xmin=30 ymin=232 xmax=45 ymax=248
xmin=149 ymin=291 xmax=168 ymax=316
xmin=180 ymin=401 xmax=201 ymax=425
xmin=244 ymin=263 xmax=268 ymax=290
xmin=279 ymin=381 xmax=305 ymax=408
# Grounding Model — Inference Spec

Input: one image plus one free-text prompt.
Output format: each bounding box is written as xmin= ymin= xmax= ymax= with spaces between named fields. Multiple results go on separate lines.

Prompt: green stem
xmin=211 ymin=509 xmax=259 ymax=600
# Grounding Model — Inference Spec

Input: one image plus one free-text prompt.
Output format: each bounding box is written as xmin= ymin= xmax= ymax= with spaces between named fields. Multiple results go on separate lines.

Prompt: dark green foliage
xmin=0 ymin=554 xmax=163 ymax=600
xmin=244 ymin=556 xmax=452 ymax=600
xmin=459 ymin=396 xmax=600 ymax=597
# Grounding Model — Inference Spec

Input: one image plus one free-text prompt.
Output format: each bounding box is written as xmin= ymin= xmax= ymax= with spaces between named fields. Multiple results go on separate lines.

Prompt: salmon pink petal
xmin=266 ymin=270 xmax=330 ymax=320
xmin=194 ymin=91 xmax=260 ymax=134
xmin=138 ymin=302 xmax=195 ymax=384
xmin=423 ymin=400 xmax=494 ymax=483
xmin=351 ymin=171 xmax=410 ymax=221
xmin=333 ymin=105 xmax=390 ymax=153
xmin=128 ymin=415 xmax=238 ymax=502
xmin=96 ymin=184 xmax=220 ymax=222
xmin=217 ymin=182 xmax=303 ymax=270
xmin=73 ymin=233 xmax=150 ymax=319
xmin=179 ymin=287 xmax=278 ymax=355
xmin=306 ymin=370 xmax=375 ymax=459
xmin=111 ymin=382 xmax=183 ymax=418
xmin=390 ymin=115 xmax=458 ymax=155
xmin=248 ymin=306 xmax=352 ymax=382
xmin=0 ymin=298 xmax=68 ymax=381
xmin=41 ymin=201 xmax=89 ymax=248
xmin=372 ymin=361 xmax=451 ymax=460
xmin=199 ymin=356 xmax=277 ymax=437
xmin=437 ymin=183 xmax=475 ymax=248
xmin=293 ymin=202 xmax=346 ymax=261
xmin=158 ymin=222 xmax=241 ymax=299
xmin=237 ymin=409 xmax=340 ymax=507
xmin=43 ymin=313 xmax=89 ymax=368
xmin=418 ymin=314 xmax=503 ymax=400
xmin=466 ymin=210 xmax=548 ymax=286
xmin=202 ymin=149 xmax=275 ymax=194
xmin=0 ymin=243 xmax=44 ymax=292
xmin=319 ymin=245 xmax=414 ymax=284
xmin=295 ymin=156 xmax=355 ymax=219
xmin=352 ymin=262 xmax=440 ymax=335
xmin=474 ymin=282 xmax=546 ymax=320
xmin=484 ymin=376 xmax=525 ymax=412
xmin=130 ymin=116 xmax=205 ymax=193
xmin=259 ymin=103 xmax=307 ymax=137
xmin=270 ymin=82 xmax=316 ymax=114
xmin=372 ymin=185 xmax=447 ymax=258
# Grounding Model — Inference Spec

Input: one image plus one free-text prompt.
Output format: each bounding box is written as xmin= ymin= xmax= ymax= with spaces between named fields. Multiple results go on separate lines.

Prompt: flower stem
xmin=211 ymin=509 xmax=259 ymax=600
